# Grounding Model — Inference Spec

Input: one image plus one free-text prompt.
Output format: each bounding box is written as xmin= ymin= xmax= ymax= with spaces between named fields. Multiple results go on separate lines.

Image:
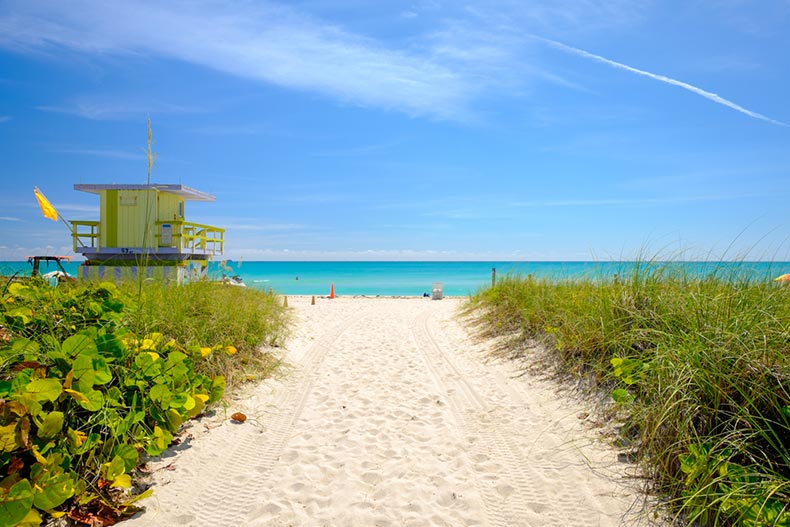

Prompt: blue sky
xmin=1 ymin=0 xmax=788 ymax=261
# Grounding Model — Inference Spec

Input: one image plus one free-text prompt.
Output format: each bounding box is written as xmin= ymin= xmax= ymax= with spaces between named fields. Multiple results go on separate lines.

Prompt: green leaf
xmin=61 ymin=334 xmax=96 ymax=358
xmin=112 ymin=444 xmax=139 ymax=473
xmin=102 ymin=455 xmax=125 ymax=482
xmin=24 ymin=379 xmax=62 ymax=403
xmin=166 ymin=409 xmax=183 ymax=432
xmin=146 ymin=426 xmax=172 ymax=456
xmin=9 ymin=339 xmax=39 ymax=357
xmin=611 ymin=388 xmax=634 ymax=404
xmin=0 ymin=424 xmax=17 ymax=453
xmin=7 ymin=283 xmax=29 ymax=296
xmin=209 ymin=376 xmax=226 ymax=403
xmin=149 ymin=384 xmax=171 ymax=408
xmin=111 ymin=474 xmax=131 ymax=489
xmin=95 ymin=334 xmax=124 ymax=360
xmin=30 ymin=464 xmax=77 ymax=511
xmin=72 ymin=355 xmax=111 ymax=385
xmin=5 ymin=307 xmax=33 ymax=324
xmin=65 ymin=388 xmax=103 ymax=412
xmin=165 ymin=351 xmax=187 ymax=365
xmin=37 ymin=412 xmax=64 ymax=439
xmin=15 ymin=508 xmax=42 ymax=527
xmin=0 ymin=477 xmax=34 ymax=527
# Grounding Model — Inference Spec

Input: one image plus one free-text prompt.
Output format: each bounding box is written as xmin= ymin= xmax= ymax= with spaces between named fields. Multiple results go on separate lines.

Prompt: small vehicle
xmin=28 ymin=255 xmax=76 ymax=284
xmin=220 ymin=274 xmax=246 ymax=287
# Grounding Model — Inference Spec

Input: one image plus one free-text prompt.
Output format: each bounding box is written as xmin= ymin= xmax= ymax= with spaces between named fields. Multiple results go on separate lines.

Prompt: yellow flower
xmin=145 ymin=352 xmax=159 ymax=361
xmin=72 ymin=430 xmax=87 ymax=447
xmin=225 ymin=345 xmax=237 ymax=355
xmin=195 ymin=393 xmax=209 ymax=403
xmin=200 ymin=347 xmax=212 ymax=357
xmin=141 ymin=339 xmax=156 ymax=350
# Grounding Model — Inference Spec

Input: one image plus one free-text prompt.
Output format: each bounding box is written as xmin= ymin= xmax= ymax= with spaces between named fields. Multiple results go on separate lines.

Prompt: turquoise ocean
xmin=2 ymin=260 xmax=788 ymax=297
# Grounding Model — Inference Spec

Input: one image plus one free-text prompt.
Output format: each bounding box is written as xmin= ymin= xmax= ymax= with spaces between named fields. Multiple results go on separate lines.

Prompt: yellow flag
xmin=33 ymin=187 xmax=58 ymax=221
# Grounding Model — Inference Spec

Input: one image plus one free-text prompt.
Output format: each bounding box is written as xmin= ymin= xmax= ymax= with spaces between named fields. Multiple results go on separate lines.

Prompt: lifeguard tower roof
xmin=74 ymin=183 xmax=215 ymax=202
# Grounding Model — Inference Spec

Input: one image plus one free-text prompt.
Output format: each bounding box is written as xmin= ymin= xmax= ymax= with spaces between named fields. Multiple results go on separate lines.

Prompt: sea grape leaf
xmin=112 ymin=444 xmax=139 ymax=472
xmin=187 ymin=394 xmax=207 ymax=418
xmin=149 ymin=384 xmax=171 ymax=408
xmin=0 ymin=381 xmax=11 ymax=398
xmin=0 ymin=477 xmax=34 ymax=527
xmin=611 ymin=388 xmax=634 ymax=404
xmin=64 ymin=388 xmax=103 ymax=412
xmin=105 ymin=386 xmax=124 ymax=407
xmin=169 ymin=393 xmax=190 ymax=409
xmin=10 ymin=339 xmax=39 ymax=357
xmin=15 ymin=417 xmax=31 ymax=450
xmin=166 ymin=409 xmax=183 ymax=432
xmin=134 ymin=353 xmax=162 ymax=378
xmin=30 ymin=464 xmax=77 ymax=510
xmin=209 ymin=376 xmax=225 ymax=403
xmin=4 ymin=307 xmax=33 ymax=325
xmin=102 ymin=456 xmax=125 ymax=482
xmin=73 ymin=355 xmax=112 ymax=386
xmin=37 ymin=412 xmax=64 ymax=439
xmin=7 ymin=283 xmax=29 ymax=296
xmin=24 ymin=379 xmax=62 ymax=403
xmin=146 ymin=426 xmax=172 ymax=456
xmin=111 ymin=474 xmax=131 ymax=489
xmin=61 ymin=334 xmax=96 ymax=358
xmin=95 ymin=334 xmax=124 ymax=360
xmin=0 ymin=424 xmax=17 ymax=452
xmin=15 ymin=508 xmax=42 ymax=527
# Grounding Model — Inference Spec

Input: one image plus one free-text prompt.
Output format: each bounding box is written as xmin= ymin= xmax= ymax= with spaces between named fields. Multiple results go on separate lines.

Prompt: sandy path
xmin=127 ymin=297 xmax=644 ymax=526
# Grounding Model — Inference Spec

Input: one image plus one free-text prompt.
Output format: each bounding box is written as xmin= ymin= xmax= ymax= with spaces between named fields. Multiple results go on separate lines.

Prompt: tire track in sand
xmin=139 ymin=303 xmax=367 ymax=527
xmin=411 ymin=306 xmax=628 ymax=527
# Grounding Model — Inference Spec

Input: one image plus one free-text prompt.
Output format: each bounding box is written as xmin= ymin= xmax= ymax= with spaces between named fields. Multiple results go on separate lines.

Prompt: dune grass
xmin=122 ymin=280 xmax=290 ymax=390
xmin=466 ymin=264 xmax=790 ymax=526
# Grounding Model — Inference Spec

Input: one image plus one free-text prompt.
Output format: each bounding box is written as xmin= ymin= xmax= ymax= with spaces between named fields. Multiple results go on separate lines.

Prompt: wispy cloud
xmin=0 ymin=115 xmax=11 ymax=123
xmin=37 ymin=98 xmax=205 ymax=121
xmin=50 ymin=147 xmax=145 ymax=160
xmin=534 ymin=36 xmax=785 ymax=126
xmin=0 ymin=216 xmax=22 ymax=221
xmin=0 ymin=1 xmax=474 ymax=120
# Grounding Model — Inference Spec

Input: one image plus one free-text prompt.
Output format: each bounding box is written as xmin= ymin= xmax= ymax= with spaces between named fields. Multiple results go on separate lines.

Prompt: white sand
xmin=127 ymin=296 xmax=650 ymax=526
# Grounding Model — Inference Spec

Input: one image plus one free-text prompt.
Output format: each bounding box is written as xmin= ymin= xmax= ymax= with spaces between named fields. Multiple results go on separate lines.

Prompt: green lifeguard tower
xmin=70 ymin=183 xmax=224 ymax=283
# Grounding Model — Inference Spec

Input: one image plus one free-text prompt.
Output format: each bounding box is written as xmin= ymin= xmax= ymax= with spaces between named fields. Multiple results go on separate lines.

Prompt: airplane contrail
xmin=534 ymin=36 xmax=785 ymax=126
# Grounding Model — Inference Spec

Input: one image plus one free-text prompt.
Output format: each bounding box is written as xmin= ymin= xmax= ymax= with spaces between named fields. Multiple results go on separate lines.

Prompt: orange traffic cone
xmin=329 ymin=283 xmax=335 ymax=299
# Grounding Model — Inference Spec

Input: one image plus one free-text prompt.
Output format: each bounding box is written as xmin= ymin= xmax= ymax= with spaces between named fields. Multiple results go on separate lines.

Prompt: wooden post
xmin=311 ymin=295 xmax=315 ymax=305
xmin=491 ymin=267 xmax=496 ymax=288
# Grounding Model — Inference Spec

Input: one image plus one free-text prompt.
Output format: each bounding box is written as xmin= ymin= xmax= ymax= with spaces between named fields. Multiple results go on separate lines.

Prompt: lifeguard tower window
xmin=178 ymin=202 xmax=183 ymax=217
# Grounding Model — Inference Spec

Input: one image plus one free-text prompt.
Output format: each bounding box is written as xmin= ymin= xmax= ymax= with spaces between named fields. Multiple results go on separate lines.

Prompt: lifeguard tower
xmin=70 ymin=183 xmax=224 ymax=283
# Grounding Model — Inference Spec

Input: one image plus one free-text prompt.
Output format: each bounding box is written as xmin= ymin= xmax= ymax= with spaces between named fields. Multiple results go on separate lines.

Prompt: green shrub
xmin=468 ymin=265 xmax=790 ymax=526
xmin=0 ymin=279 xmax=287 ymax=525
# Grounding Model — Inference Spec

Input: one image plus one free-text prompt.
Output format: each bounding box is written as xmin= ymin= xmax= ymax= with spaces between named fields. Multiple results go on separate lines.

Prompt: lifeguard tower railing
xmin=71 ymin=220 xmax=225 ymax=256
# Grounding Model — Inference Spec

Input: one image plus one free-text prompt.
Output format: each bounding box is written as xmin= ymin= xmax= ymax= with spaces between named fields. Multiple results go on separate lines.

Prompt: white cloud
xmin=0 ymin=0 xmax=779 ymax=126
xmin=37 ymin=98 xmax=205 ymax=121
xmin=1 ymin=1 xmax=474 ymax=120
xmin=0 ymin=115 xmax=11 ymax=122
xmin=0 ymin=216 xmax=22 ymax=221
xmin=534 ymin=36 xmax=785 ymax=126
xmin=50 ymin=147 xmax=145 ymax=160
